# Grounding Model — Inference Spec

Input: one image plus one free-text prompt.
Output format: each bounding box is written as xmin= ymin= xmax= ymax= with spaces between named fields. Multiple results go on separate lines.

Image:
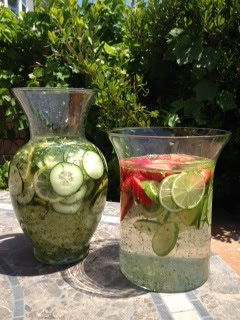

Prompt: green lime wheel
xmin=152 ymin=222 xmax=179 ymax=256
xmin=171 ymin=172 xmax=205 ymax=209
xmin=142 ymin=180 xmax=160 ymax=204
xmin=33 ymin=168 xmax=63 ymax=202
xmin=159 ymin=174 xmax=182 ymax=212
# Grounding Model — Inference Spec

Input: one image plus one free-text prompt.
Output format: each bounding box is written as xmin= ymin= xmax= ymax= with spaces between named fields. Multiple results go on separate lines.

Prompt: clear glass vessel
xmin=9 ymin=88 xmax=108 ymax=265
xmin=109 ymin=127 xmax=230 ymax=292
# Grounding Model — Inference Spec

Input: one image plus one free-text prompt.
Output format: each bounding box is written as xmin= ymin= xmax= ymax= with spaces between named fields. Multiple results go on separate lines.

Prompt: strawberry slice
xmin=201 ymin=169 xmax=211 ymax=183
xmin=139 ymin=170 xmax=164 ymax=181
xmin=120 ymin=191 xmax=133 ymax=221
xmin=121 ymin=175 xmax=133 ymax=192
xmin=123 ymin=175 xmax=152 ymax=206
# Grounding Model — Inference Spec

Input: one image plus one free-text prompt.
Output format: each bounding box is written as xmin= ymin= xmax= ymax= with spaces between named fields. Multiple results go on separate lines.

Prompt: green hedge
xmin=0 ymin=0 xmax=239 ymax=214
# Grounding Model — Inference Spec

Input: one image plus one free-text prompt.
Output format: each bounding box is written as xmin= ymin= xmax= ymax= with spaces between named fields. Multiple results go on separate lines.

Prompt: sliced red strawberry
xmin=120 ymin=157 xmax=151 ymax=168
xmin=201 ymin=169 xmax=211 ymax=183
xmin=120 ymin=167 xmax=134 ymax=182
xmin=121 ymin=175 xmax=133 ymax=192
xmin=120 ymin=191 xmax=133 ymax=221
xmin=121 ymin=174 xmax=152 ymax=206
xmin=139 ymin=170 xmax=164 ymax=182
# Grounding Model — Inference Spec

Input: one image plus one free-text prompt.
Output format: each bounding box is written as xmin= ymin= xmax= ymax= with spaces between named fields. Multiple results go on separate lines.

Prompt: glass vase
xmin=108 ymin=127 xmax=230 ymax=292
xmin=9 ymin=88 xmax=108 ymax=265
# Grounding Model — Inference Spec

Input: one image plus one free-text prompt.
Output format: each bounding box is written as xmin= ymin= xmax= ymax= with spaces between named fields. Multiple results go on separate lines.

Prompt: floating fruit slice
xmin=9 ymin=166 xmax=23 ymax=196
xmin=120 ymin=191 xmax=133 ymax=221
xmin=64 ymin=148 xmax=86 ymax=166
xmin=141 ymin=203 xmax=163 ymax=219
xmin=152 ymin=222 xmax=179 ymax=256
xmin=61 ymin=184 xmax=87 ymax=204
xmin=53 ymin=201 xmax=82 ymax=214
xmin=201 ymin=169 xmax=211 ymax=183
xmin=171 ymin=172 xmax=205 ymax=209
xmin=43 ymin=147 xmax=64 ymax=167
xmin=17 ymin=183 xmax=34 ymax=205
xmin=121 ymin=175 xmax=152 ymax=207
xmin=16 ymin=147 xmax=33 ymax=180
xmin=159 ymin=174 xmax=182 ymax=212
xmin=34 ymin=168 xmax=63 ymax=202
xmin=142 ymin=180 xmax=160 ymax=204
xmin=82 ymin=151 xmax=104 ymax=180
xmin=50 ymin=162 xmax=83 ymax=197
xmin=134 ymin=220 xmax=161 ymax=236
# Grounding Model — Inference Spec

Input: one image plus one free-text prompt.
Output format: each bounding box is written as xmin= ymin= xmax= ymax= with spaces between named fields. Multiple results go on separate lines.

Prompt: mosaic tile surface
xmin=0 ymin=191 xmax=239 ymax=320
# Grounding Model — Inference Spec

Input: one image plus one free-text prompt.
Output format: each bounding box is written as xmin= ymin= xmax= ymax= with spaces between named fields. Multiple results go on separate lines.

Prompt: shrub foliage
xmin=0 ymin=0 xmax=239 ymax=211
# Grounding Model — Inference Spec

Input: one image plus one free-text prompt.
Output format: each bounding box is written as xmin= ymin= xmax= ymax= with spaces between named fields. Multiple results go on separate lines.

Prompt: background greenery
xmin=0 ymin=0 xmax=239 ymax=214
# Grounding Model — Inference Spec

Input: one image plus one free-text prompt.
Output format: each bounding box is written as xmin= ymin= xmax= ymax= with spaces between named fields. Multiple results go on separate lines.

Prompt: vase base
xmin=33 ymin=246 xmax=89 ymax=265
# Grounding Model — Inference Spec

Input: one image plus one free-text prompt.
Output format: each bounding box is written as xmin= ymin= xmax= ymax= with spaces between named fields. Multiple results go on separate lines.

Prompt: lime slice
xmin=142 ymin=180 xmax=160 ymax=204
xmin=9 ymin=165 xmax=23 ymax=196
xmin=171 ymin=172 xmax=205 ymax=209
xmin=134 ymin=220 xmax=161 ymax=236
xmin=142 ymin=203 xmax=164 ymax=219
xmin=159 ymin=174 xmax=182 ymax=212
xmin=16 ymin=147 xmax=34 ymax=180
xmin=33 ymin=168 xmax=63 ymax=202
xmin=152 ymin=222 xmax=179 ymax=256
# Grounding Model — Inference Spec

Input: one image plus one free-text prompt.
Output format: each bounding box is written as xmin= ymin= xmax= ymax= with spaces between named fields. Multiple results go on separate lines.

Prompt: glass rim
xmin=108 ymin=127 xmax=231 ymax=139
xmin=12 ymin=87 xmax=95 ymax=94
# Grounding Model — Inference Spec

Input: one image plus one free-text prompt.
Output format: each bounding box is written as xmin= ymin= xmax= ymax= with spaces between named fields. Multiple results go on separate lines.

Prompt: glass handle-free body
xmin=109 ymin=127 xmax=230 ymax=292
xmin=9 ymin=88 xmax=108 ymax=265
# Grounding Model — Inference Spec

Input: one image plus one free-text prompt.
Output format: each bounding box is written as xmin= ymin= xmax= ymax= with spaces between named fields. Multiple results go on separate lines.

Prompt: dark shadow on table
xmin=212 ymin=208 xmax=240 ymax=243
xmin=0 ymin=233 xmax=77 ymax=276
xmin=61 ymin=240 xmax=146 ymax=298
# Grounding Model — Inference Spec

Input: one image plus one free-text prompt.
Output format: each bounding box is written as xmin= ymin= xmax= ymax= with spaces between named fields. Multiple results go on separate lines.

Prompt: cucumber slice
xmin=64 ymin=148 xmax=86 ymax=166
xmin=43 ymin=148 xmax=63 ymax=167
xmin=9 ymin=166 xmax=23 ymax=196
xmin=34 ymin=167 xmax=63 ymax=202
xmin=17 ymin=184 xmax=34 ymax=205
xmin=83 ymin=151 xmax=104 ymax=180
xmin=50 ymin=162 xmax=83 ymax=197
xmin=53 ymin=201 xmax=82 ymax=214
xmin=134 ymin=220 xmax=161 ymax=236
xmin=61 ymin=184 xmax=87 ymax=204
xmin=142 ymin=181 xmax=160 ymax=204
xmin=152 ymin=222 xmax=179 ymax=256
xmin=16 ymin=147 xmax=33 ymax=180
xmin=91 ymin=190 xmax=106 ymax=215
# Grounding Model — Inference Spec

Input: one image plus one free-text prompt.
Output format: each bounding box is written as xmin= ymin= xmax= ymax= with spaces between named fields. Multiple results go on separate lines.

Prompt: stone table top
xmin=0 ymin=190 xmax=239 ymax=320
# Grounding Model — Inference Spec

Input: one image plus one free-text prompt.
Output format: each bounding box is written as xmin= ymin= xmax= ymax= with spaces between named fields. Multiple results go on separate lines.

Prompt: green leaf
xmin=168 ymin=28 xmax=184 ymax=38
xmin=164 ymin=113 xmax=181 ymax=127
xmin=182 ymin=99 xmax=202 ymax=117
xmin=171 ymin=100 xmax=184 ymax=112
xmin=216 ymin=91 xmax=237 ymax=112
xmin=104 ymin=43 xmax=117 ymax=56
xmin=172 ymin=36 xmax=203 ymax=65
xmin=196 ymin=47 xmax=220 ymax=71
xmin=48 ymin=31 xmax=57 ymax=45
xmin=193 ymin=80 xmax=218 ymax=101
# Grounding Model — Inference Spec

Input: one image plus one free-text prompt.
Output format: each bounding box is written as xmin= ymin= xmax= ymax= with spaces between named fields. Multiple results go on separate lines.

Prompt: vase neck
xmin=12 ymin=88 xmax=95 ymax=140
